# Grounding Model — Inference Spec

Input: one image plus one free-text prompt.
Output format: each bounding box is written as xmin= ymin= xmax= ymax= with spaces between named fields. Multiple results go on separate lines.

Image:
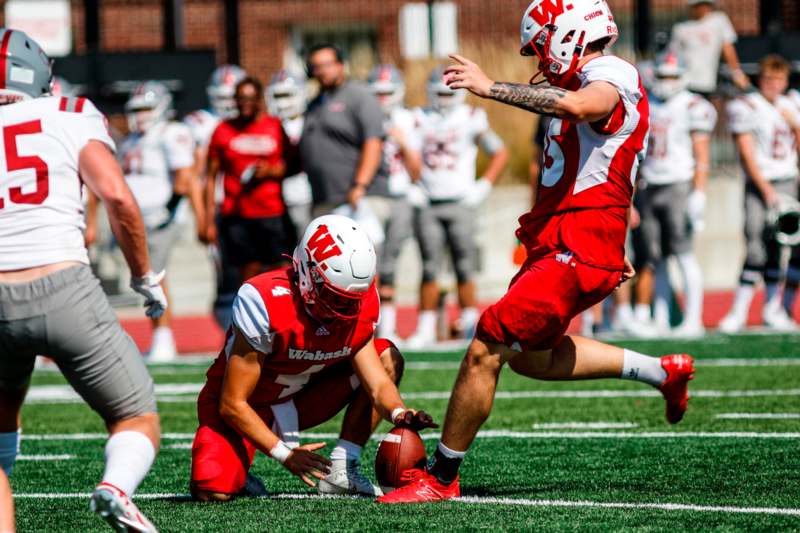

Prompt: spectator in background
xmin=300 ymin=44 xmax=386 ymax=225
xmin=720 ymin=55 xmax=800 ymax=333
xmin=367 ymin=64 xmax=423 ymax=341
xmin=202 ymin=77 xmax=296 ymax=283
xmin=669 ymin=0 xmax=750 ymax=97
xmin=404 ymin=67 xmax=508 ymax=348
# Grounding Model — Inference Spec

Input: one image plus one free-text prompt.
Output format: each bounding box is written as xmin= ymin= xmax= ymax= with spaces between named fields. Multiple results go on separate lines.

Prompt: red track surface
xmin=120 ymin=289 xmax=795 ymax=354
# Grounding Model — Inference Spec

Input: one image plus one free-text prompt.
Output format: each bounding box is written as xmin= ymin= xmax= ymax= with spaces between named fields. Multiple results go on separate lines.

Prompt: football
xmin=375 ymin=427 xmax=428 ymax=493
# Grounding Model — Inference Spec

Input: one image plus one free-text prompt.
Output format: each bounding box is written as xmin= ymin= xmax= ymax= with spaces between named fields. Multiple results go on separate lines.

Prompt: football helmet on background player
xmin=0 ymin=29 xmax=52 ymax=101
xmin=125 ymin=81 xmax=174 ymax=133
xmin=519 ymin=0 xmax=618 ymax=87
xmin=650 ymin=51 xmax=688 ymax=101
xmin=428 ymin=65 xmax=465 ymax=112
xmin=266 ymin=69 xmax=307 ymax=120
xmin=293 ymin=215 xmax=377 ymax=322
xmin=368 ymin=64 xmax=405 ymax=113
xmin=207 ymin=64 xmax=246 ymax=118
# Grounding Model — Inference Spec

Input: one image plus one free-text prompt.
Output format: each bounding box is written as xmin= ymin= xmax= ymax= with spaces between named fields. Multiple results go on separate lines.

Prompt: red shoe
xmin=376 ymin=469 xmax=460 ymax=504
xmin=658 ymin=354 xmax=695 ymax=424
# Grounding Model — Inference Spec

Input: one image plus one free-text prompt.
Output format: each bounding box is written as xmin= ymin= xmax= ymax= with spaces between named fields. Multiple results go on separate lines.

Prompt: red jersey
xmin=202 ymin=267 xmax=380 ymax=405
xmin=517 ymin=56 xmax=649 ymax=270
xmin=209 ymin=114 xmax=288 ymax=218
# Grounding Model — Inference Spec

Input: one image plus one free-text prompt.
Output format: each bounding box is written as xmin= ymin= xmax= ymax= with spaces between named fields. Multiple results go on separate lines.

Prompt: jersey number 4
xmin=0 ymin=120 xmax=49 ymax=209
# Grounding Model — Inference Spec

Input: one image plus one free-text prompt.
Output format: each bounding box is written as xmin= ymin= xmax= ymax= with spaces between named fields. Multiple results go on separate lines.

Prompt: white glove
xmin=130 ymin=270 xmax=168 ymax=319
xmin=406 ymin=183 xmax=429 ymax=208
xmin=687 ymin=189 xmax=706 ymax=232
xmin=461 ymin=177 xmax=492 ymax=208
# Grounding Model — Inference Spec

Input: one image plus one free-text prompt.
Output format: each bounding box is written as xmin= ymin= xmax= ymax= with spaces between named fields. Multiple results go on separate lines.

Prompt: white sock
xmin=765 ymin=283 xmax=781 ymax=308
xmin=415 ymin=310 xmax=437 ymax=339
xmin=677 ymin=253 xmax=704 ymax=326
xmin=634 ymin=303 xmax=651 ymax=323
xmin=621 ymin=349 xmax=667 ymax=387
xmin=614 ymin=301 xmax=633 ymax=322
xmin=102 ymin=431 xmax=155 ymax=496
xmin=436 ymin=441 xmax=466 ymax=459
xmin=460 ymin=307 xmax=480 ymax=334
xmin=729 ymin=284 xmax=755 ymax=319
xmin=151 ymin=326 xmax=175 ymax=349
xmin=330 ymin=439 xmax=362 ymax=464
xmin=0 ymin=430 xmax=20 ymax=476
xmin=379 ymin=303 xmax=397 ymax=336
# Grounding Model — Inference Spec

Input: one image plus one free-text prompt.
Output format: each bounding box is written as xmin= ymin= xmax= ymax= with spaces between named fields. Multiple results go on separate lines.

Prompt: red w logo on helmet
xmin=306 ymin=224 xmax=342 ymax=265
xmin=529 ymin=0 xmax=573 ymax=26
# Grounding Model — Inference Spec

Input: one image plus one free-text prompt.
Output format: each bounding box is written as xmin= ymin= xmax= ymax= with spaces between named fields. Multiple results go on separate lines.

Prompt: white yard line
xmin=17 ymin=454 xmax=75 ymax=461
xmin=532 ymin=422 xmax=639 ymax=429
xmin=22 ymin=384 xmax=800 ymax=404
xmin=27 ymin=430 xmax=800 ymax=443
xmin=14 ymin=492 xmax=799 ymax=517
xmin=716 ymin=413 xmax=800 ymax=420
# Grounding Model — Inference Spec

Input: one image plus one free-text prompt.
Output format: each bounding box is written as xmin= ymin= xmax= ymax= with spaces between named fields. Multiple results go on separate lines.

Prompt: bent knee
xmin=379 ymin=346 xmax=405 ymax=384
xmin=462 ymin=339 xmax=504 ymax=375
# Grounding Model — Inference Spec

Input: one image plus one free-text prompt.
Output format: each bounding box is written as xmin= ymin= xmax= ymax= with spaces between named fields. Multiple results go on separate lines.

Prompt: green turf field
xmin=11 ymin=333 xmax=800 ymax=531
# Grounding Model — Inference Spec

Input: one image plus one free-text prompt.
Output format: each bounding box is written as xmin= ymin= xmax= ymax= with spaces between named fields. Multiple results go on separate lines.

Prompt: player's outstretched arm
xmin=443 ymin=54 xmax=619 ymax=123
xmin=79 ymin=140 xmax=150 ymax=278
xmin=219 ymin=331 xmax=331 ymax=487
xmin=351 ymin=339 xmax=437 ymax=429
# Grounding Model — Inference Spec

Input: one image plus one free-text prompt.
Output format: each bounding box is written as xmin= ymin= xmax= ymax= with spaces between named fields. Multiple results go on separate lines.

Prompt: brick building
xmin=0 ymin=0 xmax=793 ymax=84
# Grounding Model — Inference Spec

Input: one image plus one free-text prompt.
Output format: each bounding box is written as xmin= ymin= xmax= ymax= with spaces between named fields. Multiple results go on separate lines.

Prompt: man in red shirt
xmin=202 ymin=77 xmax=297 ymax=281
xmin=190 ymin=215 xmax=435 ymax=500
xmin=379 ymin=0 xmax=695 ymax=504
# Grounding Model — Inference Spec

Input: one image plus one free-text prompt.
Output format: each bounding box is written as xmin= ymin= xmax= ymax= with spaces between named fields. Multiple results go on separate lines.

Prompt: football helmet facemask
xmin=368 ymin=64 xmax=405 ymax=113
xmin=650 ymin=51 xmax=688 ymax=101
xmin=266 ymin=69 xmax=307 ymax=120
xmin=428 ymin=66 xmax=465 ymax=112
xmin=125 ymin=81 xmax=173 ymax=134
xmin=207 ymin=64 xmax=246 ymax=118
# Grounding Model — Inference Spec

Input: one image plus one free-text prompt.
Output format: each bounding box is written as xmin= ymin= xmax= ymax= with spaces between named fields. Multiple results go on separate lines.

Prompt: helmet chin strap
xmin=527 ymin=24 xmax=587 ymax=88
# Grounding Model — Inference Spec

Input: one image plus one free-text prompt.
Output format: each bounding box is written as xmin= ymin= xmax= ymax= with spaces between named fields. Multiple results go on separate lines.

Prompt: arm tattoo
xmin=489 ymin=82 xmax=567 ymax=116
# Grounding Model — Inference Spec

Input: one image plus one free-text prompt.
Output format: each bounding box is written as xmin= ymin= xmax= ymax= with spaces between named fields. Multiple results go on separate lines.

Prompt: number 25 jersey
xmin=0 ymin=96 xmax=115 ymax=270
xmin=517 ymin=56 xmax=649 ymax=270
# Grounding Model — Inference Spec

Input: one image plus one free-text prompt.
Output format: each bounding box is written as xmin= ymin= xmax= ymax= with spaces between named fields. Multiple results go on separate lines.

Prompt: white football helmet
xmin=266 ymin=69 xmax=307 ymax=120
xmin=293 ymin=215 xmax=377 ymax=322
xmin=427 ymin=66 xmax=465 ymax=112
xmin=207 ymin=64 xmax=246 ymax=118
xmin=650 ymin=51 xmax=688 ymax=101
xmin=125 ymin=81 xmax=173 ymax=133
xmin=368 ymin=64 xmax=405 ymax=113
xmin=520 ymin=0 xmax=618 ymax=87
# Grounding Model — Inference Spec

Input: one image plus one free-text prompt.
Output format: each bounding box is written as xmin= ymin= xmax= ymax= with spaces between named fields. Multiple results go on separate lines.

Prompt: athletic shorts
xmin=636 ymin=182 xmax=692 ymax=265
xmin=414 ymin=201 xmax=478 ymax=284
xmin=476 ymin=252 xmax=621 ymax=352
xmin=190 ymin=338 xmax=395 ymax=495
xmin=218 ymin=214 xmax=297 ymax=269
xmin=0 ymin=265 xmax=156 ymax=420
xmin=147 ymin=221 xmax=182 ymax=274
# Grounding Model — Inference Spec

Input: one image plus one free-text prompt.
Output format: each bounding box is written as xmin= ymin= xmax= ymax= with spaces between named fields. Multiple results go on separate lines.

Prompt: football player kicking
xmin=378 ymin=0 xmax=694 ymax=504
xmin=0 ymin=30 xmax=165 ymax=531
xmin=190 ymin=215 xmax=436 ymax=500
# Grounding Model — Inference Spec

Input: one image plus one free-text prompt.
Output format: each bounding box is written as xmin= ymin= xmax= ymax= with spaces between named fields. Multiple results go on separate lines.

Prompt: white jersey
xmin=280 ymin=115 xmax=312 ymax=207
xmin=382 ymin=106 xmax=418 ymax=197
xmin=727 ymin=92 xmax=800 ymax=182
xmin=669 ymin=11 xmax=737 ymax=93
xmin=118 ymin=120 xmax=194 ymax=229
xmin=789 ymin=89 xmax=800 ymax=112
xmin=414 ymin=104 xmax=492 ymax=201
xmin=0 ymin=96 xmax=115 ymax=270
xmin=641 ymin=90 xmax=717 ymax=185
xmin=183 ymin=108 xmax=220 ymax=150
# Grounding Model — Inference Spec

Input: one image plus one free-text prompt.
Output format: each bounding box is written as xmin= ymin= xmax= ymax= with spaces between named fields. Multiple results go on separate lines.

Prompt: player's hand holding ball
xmin=271 ymin=441 xmax=332 ymax=488
xmin=392 ymin=408 xmax=439 ymax=431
